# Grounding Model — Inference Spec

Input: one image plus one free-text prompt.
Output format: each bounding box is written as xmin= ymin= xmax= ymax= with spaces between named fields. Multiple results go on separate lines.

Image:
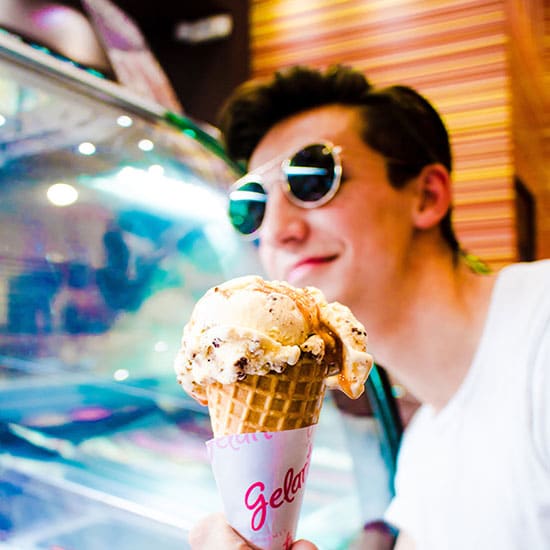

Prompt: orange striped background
xmin=250 ymin=0 xmax=550 ymax=267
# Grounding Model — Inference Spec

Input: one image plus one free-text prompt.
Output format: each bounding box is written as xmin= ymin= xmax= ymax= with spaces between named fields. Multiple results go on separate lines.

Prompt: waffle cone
xmin=206 ymin=356 xmax=330 ymax=437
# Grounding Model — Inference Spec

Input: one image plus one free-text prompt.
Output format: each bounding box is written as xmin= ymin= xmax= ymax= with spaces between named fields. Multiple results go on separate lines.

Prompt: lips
xmin=287 ymin=255 xmax=338 ymax=283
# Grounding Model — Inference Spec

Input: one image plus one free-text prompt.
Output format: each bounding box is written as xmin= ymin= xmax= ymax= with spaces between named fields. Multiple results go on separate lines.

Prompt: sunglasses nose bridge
xmin=248 ymin=164 xmax=287 ymax=198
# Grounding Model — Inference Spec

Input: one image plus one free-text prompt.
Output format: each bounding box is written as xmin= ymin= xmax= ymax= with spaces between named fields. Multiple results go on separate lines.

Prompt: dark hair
xmin=218 ymin=65 xmax=460 ymax=254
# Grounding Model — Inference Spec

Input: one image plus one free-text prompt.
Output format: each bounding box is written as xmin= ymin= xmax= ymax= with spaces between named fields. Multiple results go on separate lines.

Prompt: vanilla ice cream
xmin=174 ymin=275 xmax=372 ymax=406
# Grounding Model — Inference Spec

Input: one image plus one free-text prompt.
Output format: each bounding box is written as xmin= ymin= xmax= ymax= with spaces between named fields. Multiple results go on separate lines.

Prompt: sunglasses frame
xmin=228 ymin=141 xmax=343 ymax=238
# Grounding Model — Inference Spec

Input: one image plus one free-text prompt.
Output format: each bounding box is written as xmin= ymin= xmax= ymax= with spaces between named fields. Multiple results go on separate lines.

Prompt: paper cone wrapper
xmin=205 ymin=357 xmax=329 ymax=548
xmin=207 ymin=425 xmax=317 ymax=550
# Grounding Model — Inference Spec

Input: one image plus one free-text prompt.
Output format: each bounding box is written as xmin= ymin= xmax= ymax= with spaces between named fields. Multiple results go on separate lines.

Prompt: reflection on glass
xmin=78 ymin=141 xmax=96 ymax=155
xmin=47 ymin=182 xmax=79 ymax=206
xmin=116 ymin=115 xmax=133 ymax=128
xmin=138 ymin=138 xmax=154 ymax=151
xmin=0 ymin=50 xmax=263 ymax=387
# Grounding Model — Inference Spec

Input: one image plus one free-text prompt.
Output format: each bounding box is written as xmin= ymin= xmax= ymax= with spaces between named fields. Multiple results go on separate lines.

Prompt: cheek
xmin=327 ymin=193 xmax=407 ymax=257
xmin=258 ymin=243 xmax=276 ymax=276
xmin=319 ymin=200 xmax=369 ymax=239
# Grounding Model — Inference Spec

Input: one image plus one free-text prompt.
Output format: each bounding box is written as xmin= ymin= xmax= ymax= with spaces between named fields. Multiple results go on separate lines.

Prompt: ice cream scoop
xmin=174 ymin=275 xmax=373 ymax=414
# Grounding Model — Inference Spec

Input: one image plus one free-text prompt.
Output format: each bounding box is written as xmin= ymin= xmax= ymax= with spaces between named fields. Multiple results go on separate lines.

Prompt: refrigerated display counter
xmin=0 ymin=30 xmax=375 ymax=549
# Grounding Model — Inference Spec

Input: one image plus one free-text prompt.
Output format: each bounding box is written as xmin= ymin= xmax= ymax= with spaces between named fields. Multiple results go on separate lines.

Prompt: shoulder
xmin=489 ymin=260 xmax=550 ymax=377
xmin=491 ymin=260 xmax=550 ymax=329
xmin=496 ymin=259 xmax=550 ymax=292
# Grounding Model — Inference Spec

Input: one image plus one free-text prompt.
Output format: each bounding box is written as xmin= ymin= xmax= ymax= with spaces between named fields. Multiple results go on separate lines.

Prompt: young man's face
xmin=248 ymin=104 xmax=420 ymax=318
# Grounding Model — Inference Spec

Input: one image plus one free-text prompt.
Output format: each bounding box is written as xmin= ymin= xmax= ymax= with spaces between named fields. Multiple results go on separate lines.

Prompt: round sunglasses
xmin=228 ymin=142 xmax=342 ymax=238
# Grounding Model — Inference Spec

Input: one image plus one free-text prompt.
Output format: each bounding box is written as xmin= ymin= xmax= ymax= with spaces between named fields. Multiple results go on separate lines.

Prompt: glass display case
xmin=0 ymin=30 xmax=374 ymax=549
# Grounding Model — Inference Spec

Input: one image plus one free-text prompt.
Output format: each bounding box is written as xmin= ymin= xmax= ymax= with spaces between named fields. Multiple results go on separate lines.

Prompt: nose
xmin=259 ymin=178 xmax=309 ymax=246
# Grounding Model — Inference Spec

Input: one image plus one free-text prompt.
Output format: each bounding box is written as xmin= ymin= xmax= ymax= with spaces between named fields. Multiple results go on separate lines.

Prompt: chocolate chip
xmin=234 ymin=356 xmax=249 ymax=369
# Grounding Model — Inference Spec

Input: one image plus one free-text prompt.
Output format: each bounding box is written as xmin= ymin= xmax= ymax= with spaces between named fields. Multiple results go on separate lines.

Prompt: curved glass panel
xmin=0 ymin=43 xmax=262 ymax=387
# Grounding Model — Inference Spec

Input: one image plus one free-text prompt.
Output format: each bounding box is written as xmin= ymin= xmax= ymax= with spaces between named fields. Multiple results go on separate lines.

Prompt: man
xmin=190 ymin=65 xmax=550 ymax=549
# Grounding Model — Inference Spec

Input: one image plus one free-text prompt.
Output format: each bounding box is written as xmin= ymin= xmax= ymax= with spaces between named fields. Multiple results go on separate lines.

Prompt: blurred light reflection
xmin=113 ymin=369 xmax=130 ymax=381
xmin=117 ymin=115 xmax=133 ymax=127
xmin=154 ymin=341 xmax=168 ymax=352
xmin=88 ymin=166 xmax=227 ymax=222
xmin=148 ymin=164 xmax=164 ymax=177
xmin=138 ymin=139 xmax=154 ymax=151
xmin=78 ymin=142 xmax=96 ymax=155
xmin=46 ymin=182 xmax=78 ymax=206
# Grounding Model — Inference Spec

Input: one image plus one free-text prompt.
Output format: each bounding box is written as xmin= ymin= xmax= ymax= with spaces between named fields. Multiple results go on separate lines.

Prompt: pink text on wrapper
xmin=211 ymin=432 xmax=273 ymax=454
xmin=244 ymin=447 xmax=312 ymax=531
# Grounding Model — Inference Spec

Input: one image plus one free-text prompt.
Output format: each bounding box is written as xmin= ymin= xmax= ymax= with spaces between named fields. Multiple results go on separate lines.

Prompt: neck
xmin=360 ymin=247 xmax=497 ymax=411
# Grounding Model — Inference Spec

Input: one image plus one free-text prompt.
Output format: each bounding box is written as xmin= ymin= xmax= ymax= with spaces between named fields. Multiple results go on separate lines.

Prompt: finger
xmin=188 ymin=512 xmax=251 ymax=549
xmin=291 ymin=539 xmax=318 ymax=550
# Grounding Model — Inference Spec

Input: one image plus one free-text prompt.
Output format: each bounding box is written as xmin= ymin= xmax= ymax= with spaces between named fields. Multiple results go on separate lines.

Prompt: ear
xmin=412 ymin=164 xmax=452 ymax=230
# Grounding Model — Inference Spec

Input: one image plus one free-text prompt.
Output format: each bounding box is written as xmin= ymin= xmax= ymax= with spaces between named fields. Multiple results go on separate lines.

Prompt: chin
xmin=322 ymin=283 xmax=356 ymax=308
xmin=304 ymin=279 xmax=345 ymax=304
xmin=321 ymin=287 xmax=346 ymax=304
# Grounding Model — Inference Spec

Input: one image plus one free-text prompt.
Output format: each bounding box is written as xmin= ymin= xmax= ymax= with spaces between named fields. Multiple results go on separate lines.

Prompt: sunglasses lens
xmin=286 ymin=144 xmax=336 ymax=202
xmin=228 ymin=181 xmax=266 ymax=235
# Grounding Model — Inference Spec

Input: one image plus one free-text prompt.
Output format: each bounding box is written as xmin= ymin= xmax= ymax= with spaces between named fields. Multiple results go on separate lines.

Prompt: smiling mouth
xmin=292 ymin=255 xmax=338 ymax=272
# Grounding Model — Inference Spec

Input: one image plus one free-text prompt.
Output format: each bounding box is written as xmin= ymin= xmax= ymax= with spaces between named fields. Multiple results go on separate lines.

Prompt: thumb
xmin=292 ymin=540 xmax=318 ymax=550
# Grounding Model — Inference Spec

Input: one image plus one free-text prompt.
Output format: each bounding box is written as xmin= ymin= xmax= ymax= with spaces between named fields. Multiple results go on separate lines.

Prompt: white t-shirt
xmin=385 ymin=260 xmax=550 ymax=549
